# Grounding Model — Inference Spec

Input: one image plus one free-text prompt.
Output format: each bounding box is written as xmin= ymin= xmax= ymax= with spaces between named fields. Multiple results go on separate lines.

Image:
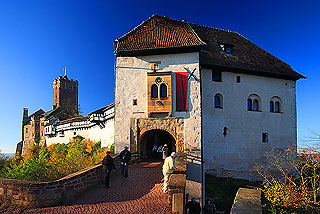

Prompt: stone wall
xmin=168 ymin=153 xmax=187 ymax=214
xmin=230 ymin=188 xmax=262 ymax=214
xmin=201 ymin=69 xmax=297 ymax=180
xmin=0 ymin=155 xmax=120 ymax=208
xmin=130 ymin=118 xmax=184 ymax=153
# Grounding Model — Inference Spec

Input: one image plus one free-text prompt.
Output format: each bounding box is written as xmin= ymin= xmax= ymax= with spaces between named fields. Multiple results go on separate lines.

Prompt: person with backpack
xmin=102 ymin=151 xmax=116 ymax=188
xmin=120 ymin=146 xmax=131 ymax=177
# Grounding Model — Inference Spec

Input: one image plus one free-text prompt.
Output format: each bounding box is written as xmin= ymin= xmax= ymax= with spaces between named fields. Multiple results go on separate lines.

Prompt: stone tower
xmin=52 ymin=75 xmax=79 ymax=113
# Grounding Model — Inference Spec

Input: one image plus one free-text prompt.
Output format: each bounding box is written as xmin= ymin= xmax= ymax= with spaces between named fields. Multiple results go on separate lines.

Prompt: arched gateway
xmin=130 ymin=118 xmax=184 ymax=159
xmin=139 ymin=129 xmax=176 ymax=159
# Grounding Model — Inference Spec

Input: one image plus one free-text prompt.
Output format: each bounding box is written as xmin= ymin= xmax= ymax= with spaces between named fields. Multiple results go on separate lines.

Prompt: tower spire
xmin=63 ymin=67 xmax=67 ymax=77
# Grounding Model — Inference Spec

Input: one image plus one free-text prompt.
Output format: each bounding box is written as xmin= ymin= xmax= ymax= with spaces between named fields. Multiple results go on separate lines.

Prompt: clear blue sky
xmin=0 ymin=0 xmax=319 ymax=153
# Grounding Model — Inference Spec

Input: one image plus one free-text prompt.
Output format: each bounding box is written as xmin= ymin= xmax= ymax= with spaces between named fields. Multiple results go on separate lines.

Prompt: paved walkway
xmin=24 ymin=161 xmax=171 ymax=214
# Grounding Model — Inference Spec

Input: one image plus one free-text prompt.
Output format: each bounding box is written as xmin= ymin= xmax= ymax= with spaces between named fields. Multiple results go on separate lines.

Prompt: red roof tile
xmin=116 ymin=15 xmax=205 ymax=52
xmin=115 ymin=15 xmax=305 ymax=80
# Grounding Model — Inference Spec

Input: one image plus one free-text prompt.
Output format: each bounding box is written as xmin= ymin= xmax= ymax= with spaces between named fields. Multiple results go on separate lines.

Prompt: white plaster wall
xmin=46 ymin=118 xmax=114 ymax=148
xmin=114 ymin=52 xmax=202 ymax=153
xmin=201 ymin=69 xmax=297 ymax=180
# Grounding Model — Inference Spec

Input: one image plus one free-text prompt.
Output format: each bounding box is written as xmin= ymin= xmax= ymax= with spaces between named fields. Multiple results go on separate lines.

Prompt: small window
xmin=253 ymin=100 xmax=259 ymax=111
xmin=26 ymin=128 xmax=28 ymax=133
xmin=248 ymin=94 xmax=261 ymax=112
xmin=236 ymin=76 xmax=241 ymax=83
xmin=219 ymin=43 xmax=233 ymax=55
xmin=151 ymin=84 xmax=158 ymax=98
xmin=214 ymin=94 xmax=223 ymax=108
xmin=262 ymin=133 xmax=269 ymax=143
xmin=275 ymin=101 xmax=280 ymax=113
xmin=247 ymin=99 xmax=252 ymax=111
xmin=74 ymin=132 xmax=76 ymax=136
xmin=133 ymin=99 xmax=137 ymax=106
xmin=160 ymin=84 xmax=167 ymax=98
xmin=270 ymin=101 xmax=274 ymax=112
xmin=225 ymin=46 xmax=232 ymax=54
xmin=212 ymin=71 xmax=222 ymax=82
xmin=270 ymin=96 xmax=282 ymax=113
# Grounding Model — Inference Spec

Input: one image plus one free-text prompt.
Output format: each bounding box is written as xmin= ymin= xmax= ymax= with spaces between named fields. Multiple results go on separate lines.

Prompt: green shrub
xmin=0 ymin=136 xmax=106 ymax=182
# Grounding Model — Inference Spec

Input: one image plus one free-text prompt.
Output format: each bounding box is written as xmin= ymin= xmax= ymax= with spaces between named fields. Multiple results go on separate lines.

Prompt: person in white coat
xmin=162 ymin=152 xmax=178 ymax=193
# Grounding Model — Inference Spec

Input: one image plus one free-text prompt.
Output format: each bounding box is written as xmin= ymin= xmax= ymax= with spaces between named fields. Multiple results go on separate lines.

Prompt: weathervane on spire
xmin=63 ymin=67 xmax=68 ymax=77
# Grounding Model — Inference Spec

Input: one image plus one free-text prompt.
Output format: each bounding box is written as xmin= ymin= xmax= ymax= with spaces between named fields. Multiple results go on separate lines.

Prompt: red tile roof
xmin=115 ymin=15 xmax=305 ymax=80
xmin=116 ymin=15 xmax=206 ymax=52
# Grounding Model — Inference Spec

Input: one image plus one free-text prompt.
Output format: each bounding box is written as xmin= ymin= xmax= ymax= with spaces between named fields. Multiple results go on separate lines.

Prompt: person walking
xmin=157 ymin=145 xmax=163 ymax=159
xmin=186 ymin=198 xmax=201 ymax=214
xmin=102 ymin=151 xmax=116 ymax=188
xmin=162 ymin=144 xmax=169 ymax=160
xmin=162 ymin=152 xmax=177 ymax=193
xmin=120 ymin=146 xmax=131 ymax=177
xmin=204 ymin=198 xmax=216 ymax=214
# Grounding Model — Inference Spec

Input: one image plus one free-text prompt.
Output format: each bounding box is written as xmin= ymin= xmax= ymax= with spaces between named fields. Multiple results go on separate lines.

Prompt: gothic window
xmin=151 ymin=84 xmax=158 ymax=98
xmin=248 ymin=94 xmax=261 ymax=112
xmin=160 ymin=84 xmax=167 ymax=98
xmin=214 ymin=93 xmax=223 ymax=108
xmin=247 ymin=99 xmax=252 ymax=111
xmin=275 ymin=101 xmax=280 ymax=113
xmin=270 ymin=101 xmax=274 ymax=112
xmin=270 ymin=96 xmax=282 ymax=113
xmin=253 ymin=100 xmax=259 ymax=111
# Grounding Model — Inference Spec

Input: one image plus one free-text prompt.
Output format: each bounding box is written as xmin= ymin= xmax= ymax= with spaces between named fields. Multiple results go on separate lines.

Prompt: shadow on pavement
xmin=64 ymin=161 xmax=164 ymax=205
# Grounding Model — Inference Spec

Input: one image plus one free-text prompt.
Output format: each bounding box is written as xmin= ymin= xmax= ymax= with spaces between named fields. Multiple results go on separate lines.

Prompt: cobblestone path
xmin=24 ymin=161 xmax=171 ymax=214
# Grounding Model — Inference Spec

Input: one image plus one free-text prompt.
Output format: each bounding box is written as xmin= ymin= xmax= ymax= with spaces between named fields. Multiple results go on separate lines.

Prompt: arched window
xmin=214 ymin=94 xmax=223 ymax=108
xmin=248 ymin=94 xmax=261 ymax=111
xmin=275 ymin=101 xmax=280 ymax=113
xmin=151 ymin=84 xmax=158 ymax=98
xmin=247 ymin=99 xmax=252 ymax=111
xmin=160 ymin=84 xmax=167 ymax=98
xmin=253 ymin=100 xmax=259 ymax=111
xmin=270 ymin=96 xmax=282 ymax=113
xmin=270 ymin=101 xmax=274 ymax=112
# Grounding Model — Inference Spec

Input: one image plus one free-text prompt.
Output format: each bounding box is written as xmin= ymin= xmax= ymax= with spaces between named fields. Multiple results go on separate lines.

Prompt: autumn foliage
xmin=0 ymin=136 xmax=113 ymax=182
xmin=255 ymin=148 xmax=320 ymax=212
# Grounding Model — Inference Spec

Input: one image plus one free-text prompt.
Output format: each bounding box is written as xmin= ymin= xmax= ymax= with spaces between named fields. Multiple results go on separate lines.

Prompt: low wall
xmin=230 ymin=188 xmax=262 ymax=214
xmin=0 ymin=155 xmax=120 ymax=208
xmin=168 ymin=153 xmax=187 ymax=214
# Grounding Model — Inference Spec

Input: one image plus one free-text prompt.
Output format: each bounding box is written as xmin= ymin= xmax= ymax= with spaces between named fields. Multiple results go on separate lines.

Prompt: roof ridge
xmin=189 ymin=22 xmax=239 ymax=34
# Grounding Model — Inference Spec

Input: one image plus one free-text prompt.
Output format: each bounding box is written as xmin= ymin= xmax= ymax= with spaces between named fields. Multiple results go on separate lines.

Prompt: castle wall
xmin=201 ymin=69 xmax=297 ymax=180
xmin=114 ymin=52 xmax=202 ymax=199
xmin=46 ymin=117 xmax=114 ymax=148
xmin=114 ymin=52 xmax=201 ymax=152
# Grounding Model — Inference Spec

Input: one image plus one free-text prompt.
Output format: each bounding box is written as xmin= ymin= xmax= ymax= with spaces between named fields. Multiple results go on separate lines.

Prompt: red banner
xmin=176 ymin=72 xmax=188 ymax=111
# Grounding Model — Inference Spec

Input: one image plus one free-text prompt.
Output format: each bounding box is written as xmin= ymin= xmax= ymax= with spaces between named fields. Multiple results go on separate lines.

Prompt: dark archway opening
xmin=139 ymin=129 xmax=176 ymax=160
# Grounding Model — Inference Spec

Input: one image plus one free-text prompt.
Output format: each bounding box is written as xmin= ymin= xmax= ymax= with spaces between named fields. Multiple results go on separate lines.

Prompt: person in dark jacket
xmin=185 ymin=198 xmax=201 ymax=214
xmin=102 ymin=151 xmax=116 ymax=188
xmin=119 ymin=146 xmax=131 ymax=177
xmin=204 ymin=198 xmax=216 ymax=214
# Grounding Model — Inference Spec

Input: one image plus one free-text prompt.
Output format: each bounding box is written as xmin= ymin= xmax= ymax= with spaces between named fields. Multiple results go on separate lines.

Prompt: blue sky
xmin=0 ymin=0 xmax=319 ymax=153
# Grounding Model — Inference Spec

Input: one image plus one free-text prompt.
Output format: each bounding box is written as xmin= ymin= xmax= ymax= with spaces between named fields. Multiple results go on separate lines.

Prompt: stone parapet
xmin=168 ymin=153 xmax=187 ymax=214
xmin=230 ymin=188 xmax=262 ymax=214
xmin=0 ymin=155 xmax=120 ymax=208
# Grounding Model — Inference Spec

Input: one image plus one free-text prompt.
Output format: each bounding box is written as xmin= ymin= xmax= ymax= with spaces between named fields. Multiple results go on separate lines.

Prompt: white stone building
xmin=45 ymin=103 xmax=114 ymax=148
xmin=113 ymin=15 xmax=304 ymax=200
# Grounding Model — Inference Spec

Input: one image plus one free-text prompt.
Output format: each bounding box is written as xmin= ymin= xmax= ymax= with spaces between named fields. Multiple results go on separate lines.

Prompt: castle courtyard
xmin=23 ymin=162 xmax=170 ymax=214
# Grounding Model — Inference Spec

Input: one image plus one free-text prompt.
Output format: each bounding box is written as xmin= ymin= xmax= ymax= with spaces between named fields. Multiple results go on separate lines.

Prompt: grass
xmin=205 ymin=173 xmax=260 ymax=213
